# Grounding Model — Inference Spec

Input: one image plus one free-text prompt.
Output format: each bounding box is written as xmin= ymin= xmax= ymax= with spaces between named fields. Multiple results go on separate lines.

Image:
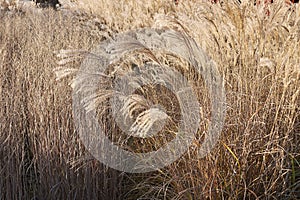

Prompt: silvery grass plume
xmin=54 ymin=32 xmax=179 ymax=138
xmin=129 ymin=107 xmax=169 ymax=138
xmin=54 ymin=20 xmax=218 ymax=139
xmin=119 ymin=94 xmax=150 ymax=121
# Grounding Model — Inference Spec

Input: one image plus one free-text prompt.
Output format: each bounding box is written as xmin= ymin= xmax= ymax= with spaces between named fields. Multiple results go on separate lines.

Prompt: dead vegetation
xmin=0 ymin=0 xmax=299 ymax=199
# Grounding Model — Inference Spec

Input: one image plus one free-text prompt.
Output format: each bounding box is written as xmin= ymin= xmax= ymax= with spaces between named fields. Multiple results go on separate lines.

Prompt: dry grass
xmin=0 ymin=0 xmax=299 ymax=199
xmin=0 ymin=9 xmax=128 ymax=199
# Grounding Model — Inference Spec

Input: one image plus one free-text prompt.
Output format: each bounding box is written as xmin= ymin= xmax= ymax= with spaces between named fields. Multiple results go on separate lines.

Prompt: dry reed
xmin=0 ymin=0 xmax=299 ymax=199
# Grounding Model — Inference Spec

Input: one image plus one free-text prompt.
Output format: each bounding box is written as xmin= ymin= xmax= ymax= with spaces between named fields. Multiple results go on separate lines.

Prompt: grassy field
xmin=0 ymin=0 xmax=299 ymax=199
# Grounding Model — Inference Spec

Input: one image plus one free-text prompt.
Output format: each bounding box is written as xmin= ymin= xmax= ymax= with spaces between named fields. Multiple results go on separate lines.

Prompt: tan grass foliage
xmin=0 ymin=0 xmax=299 ymax=199
xmin=0 ymin=0 xmax=18 ymax=10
